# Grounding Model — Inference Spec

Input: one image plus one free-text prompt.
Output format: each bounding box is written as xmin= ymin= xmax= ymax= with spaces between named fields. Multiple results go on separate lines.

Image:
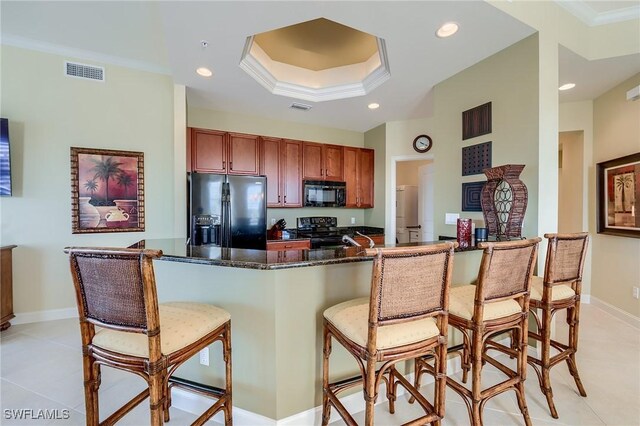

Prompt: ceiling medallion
xmin=239 ymin=18 xmax=390 ymax=103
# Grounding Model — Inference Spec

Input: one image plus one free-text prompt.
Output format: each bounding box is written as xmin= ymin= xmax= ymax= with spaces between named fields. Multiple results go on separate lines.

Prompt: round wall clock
xmin=412 ymin=134 xmax=433 ymax=153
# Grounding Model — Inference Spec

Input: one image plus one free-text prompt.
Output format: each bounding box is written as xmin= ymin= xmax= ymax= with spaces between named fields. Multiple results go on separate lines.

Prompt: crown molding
xmin=239 ymin=36 xmax=390 ymax=103
xmin=555 ymin=1 xmax=640 ymax=26
xmin=1 ymin=35 xmax=172 ymax=75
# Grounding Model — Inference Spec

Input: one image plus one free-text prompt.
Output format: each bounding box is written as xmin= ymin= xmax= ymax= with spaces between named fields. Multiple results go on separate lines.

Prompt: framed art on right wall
xmin=596 ymin=152 xmax=640 ymax=238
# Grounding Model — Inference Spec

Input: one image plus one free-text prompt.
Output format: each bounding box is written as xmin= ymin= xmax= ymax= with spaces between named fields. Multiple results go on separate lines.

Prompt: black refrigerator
xmin=188 ymin=173 xmax=267 ymax=250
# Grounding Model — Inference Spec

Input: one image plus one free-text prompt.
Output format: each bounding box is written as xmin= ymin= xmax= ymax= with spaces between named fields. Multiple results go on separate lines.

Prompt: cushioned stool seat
xmin=529 ymin=276 xmax=576 ymax=302
xmin=93 ymin=302 xmax=231 ymax=357
xmin=449 ymin=285 xmax=521 ymax=321
xmin=324 ymin=297 xmax=440 ymax=350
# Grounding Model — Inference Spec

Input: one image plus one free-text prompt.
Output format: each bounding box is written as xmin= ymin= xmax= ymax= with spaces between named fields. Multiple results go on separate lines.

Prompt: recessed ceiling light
xmin=196 ymin=67 xmax=213 ymax=77
xmin=368 ymin=103 xmax=380 ymax=110
xmin=559 ymin=83 xmax=576 ymax=91
xmin=436 ymin=22 xmax=459 ymax=38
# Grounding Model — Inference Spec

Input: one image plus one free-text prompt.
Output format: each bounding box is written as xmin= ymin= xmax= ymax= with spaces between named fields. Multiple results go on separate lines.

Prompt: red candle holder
xmin=457 ymin=218 xmax=473 ymax=249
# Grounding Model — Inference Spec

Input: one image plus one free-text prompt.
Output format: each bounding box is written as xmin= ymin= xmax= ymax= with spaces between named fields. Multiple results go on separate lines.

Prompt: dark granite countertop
xmin=130 ymin=238 xmax=481 ymax=270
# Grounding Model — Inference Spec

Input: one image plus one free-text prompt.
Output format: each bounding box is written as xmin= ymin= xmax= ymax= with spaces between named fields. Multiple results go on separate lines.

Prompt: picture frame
xmin=596 ymin=152 xmax=639 ymax=238
xmin=462 ymin=181 xmax=485 ymax=212
xmin=71 ymin=147 xmax=145 ymax=234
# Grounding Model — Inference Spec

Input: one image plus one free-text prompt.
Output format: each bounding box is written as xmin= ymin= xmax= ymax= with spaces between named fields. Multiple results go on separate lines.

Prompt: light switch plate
xmin=445 ymin=213 xmax=459 ymax=225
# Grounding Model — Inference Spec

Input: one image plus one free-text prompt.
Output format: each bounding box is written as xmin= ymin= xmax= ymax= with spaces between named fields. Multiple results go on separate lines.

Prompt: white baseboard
xmin=12 ymin=307 xmax=77 ymax=325
xmin=171 ymin=356 xmax=463 ymax=426
xmin=589 ymin=296 xmax=640 ymax=330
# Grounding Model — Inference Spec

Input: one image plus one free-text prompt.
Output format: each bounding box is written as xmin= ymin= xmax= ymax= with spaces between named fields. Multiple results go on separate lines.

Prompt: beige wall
xmin=385 ymin=35 xmax=539 ymax=241
xmin=364 ymin=123 xmax=385 ymax=227
xmin=187 ymin=106 xmax=366 ymax=228
xmin=591 ymin=73 xmax=640 ymax=317
xmin=558 ymin=131 xmax=585 ymax=233
xmin=0 ymin=46 xmax=175 ymax=315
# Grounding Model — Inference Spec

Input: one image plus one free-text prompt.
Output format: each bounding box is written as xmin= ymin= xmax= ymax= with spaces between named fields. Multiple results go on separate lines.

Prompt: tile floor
xmin=1 ymin=304 xmax=638 ymax=425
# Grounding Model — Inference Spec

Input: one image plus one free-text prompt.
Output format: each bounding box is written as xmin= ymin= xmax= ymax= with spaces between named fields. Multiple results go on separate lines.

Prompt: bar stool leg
xmin=514 ymin=325 xmax=532 ymax=426
xmin=223 ymin=323 xmax=233 ymax=425
xmin=471 ymin=330 xmax=483 ymax=425
xmin=321 ymin=327 xmax=332 ymax=426
xmin=364 ymin=357 xmax=377 ymax=426
xmin=566 ymin=306 xmax=587 ymax=397
xmin=82 ymin=353 xmax=99 ymax=426
xmin=149 ymin=370 xmax=164 ymax=426
xmin=540 ymin=307 xmax=558 ymax=419
xmin=387 ymin=365 xmax=396 ymax=414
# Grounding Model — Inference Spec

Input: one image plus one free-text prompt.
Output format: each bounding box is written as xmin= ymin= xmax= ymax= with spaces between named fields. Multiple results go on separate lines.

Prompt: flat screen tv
xmin=0 ymin=118 xmax=11 ymax=196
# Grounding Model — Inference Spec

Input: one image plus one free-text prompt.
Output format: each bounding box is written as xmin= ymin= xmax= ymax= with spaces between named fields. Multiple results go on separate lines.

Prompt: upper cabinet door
xmin=191 ymin=128 xmax=227 ymax=173
xmin=343 ymin=147 xmax=359 ymax=207
xmin=324 ymin=144 xmax=344 ymax=181
xmin=302 ymin=142 xmax=324 ymax=180
xmin=282 ymin=140 xmax=303 ymax=207
xmin=260 ymin=137 xmax=282 ymax=207
xmin=358 ymin=148 xmax=375 ymax=208
xmin=228 ymin=133 xmax=260 ymax=175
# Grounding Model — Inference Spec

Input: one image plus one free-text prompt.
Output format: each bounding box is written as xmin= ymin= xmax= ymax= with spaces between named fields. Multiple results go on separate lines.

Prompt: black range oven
xmin=296 ymin=217 xmax=344 ymax=249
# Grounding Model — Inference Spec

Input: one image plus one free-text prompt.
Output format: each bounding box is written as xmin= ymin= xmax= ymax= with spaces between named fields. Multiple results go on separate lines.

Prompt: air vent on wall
xmin=289 ymin=102 xmax=312 ymax=111
xmin=65 ymin=61 xmax=105 ymax=81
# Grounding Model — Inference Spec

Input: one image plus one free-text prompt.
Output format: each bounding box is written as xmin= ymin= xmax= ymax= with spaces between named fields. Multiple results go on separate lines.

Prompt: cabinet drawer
xmin=353 ymin=235 xmax=384 ymax=247
xmin=266 ymin=239 xmax=311 ymax=251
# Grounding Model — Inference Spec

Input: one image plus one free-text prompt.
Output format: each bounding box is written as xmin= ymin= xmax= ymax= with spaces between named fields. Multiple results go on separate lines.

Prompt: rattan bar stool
xmin=322 ymin=243 xmax=456 ymax=426
xmin=425 ymin=238 xmax=540 ymax=426
xmin=524 ymin=232 xmax=589 ymax=418
xmin=65 ymin=247 xmax=232 ymax=426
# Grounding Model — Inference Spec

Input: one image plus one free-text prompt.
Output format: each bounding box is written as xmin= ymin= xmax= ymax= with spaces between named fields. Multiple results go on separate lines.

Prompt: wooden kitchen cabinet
xmin=260 ymin=138 xmax=303 ymax=207
xmin=227 ymin=133 xmax=260 ymax=175
xmin=266 ymin=239 xmax=311 ymax=251
xmin=343 ymin=147 xmax=374 ymax=208
xmin=1 ymin=245 xmax=16 ymax=331
xmin=190 ymin=128 xmax=259 ymax=175
xmin=303 ymin=142 xmax=343 ymax=181
xmin=190 ymin=128 xmax=226 ymax=173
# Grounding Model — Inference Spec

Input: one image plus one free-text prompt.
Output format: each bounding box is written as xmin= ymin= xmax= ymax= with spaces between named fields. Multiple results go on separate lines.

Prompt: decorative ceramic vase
xmin=481 ymin=164 xmax=528 ymax=240
xmin=78 ymin=197 xmax=100 ymax=229
xmin=114 ymin=199 xmax=138 ymax=226
xmin=457 ymin=218 xmax=473 ymax=249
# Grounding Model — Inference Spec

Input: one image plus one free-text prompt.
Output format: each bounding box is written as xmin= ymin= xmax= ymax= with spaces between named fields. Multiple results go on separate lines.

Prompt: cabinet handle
xmin=230 ymin=161 xmax=233 ymax=170
xmin=278 ymin=195 xmax=281 ymax=202
xmin=284 ymin=245 xmax=293 ymax=248
xmin=223 ymin=160 xmax=226 ymax=169
xmin=284 ymin=195 xmax=287 ymax=203
xmin=321 ymin=169 xmax=324 ymax=176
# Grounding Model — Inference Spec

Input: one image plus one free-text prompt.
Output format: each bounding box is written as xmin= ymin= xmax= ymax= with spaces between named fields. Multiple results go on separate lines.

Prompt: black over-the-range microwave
xmin=303 ymin=180 xmax=346 ymax=207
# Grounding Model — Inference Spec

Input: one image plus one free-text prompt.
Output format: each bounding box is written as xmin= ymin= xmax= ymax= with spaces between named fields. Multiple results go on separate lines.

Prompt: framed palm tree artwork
xmin=597 ymin=152 xmax=639 ymax=238
xmin=70 ymin=147 xmax=144 ymax=234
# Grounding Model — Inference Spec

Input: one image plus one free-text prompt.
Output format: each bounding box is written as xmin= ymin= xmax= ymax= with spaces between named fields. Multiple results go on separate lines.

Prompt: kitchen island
xmin=135 ymin=239 xmax=483 ymax=422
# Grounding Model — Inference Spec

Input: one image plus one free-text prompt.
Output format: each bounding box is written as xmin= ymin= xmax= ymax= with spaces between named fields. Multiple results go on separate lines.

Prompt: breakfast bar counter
xmin=134 ymin=238 xmax=483 ymax=422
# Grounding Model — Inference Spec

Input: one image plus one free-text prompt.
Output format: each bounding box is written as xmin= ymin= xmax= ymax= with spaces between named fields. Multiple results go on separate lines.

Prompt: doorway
xmin=392 ymin=156 xmax=434 ymax=244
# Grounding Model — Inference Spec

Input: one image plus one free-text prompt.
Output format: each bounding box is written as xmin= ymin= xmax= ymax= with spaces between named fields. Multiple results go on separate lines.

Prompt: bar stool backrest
xmin=475 ymin=238 xmax=541 ymax=303
xmin=365 ymin=242 xmax=456 ymax=328
xmin=65 ymin=247 xmax=162 ymax=334
xmin=543 ymin=233 xmax=589 ymax=285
